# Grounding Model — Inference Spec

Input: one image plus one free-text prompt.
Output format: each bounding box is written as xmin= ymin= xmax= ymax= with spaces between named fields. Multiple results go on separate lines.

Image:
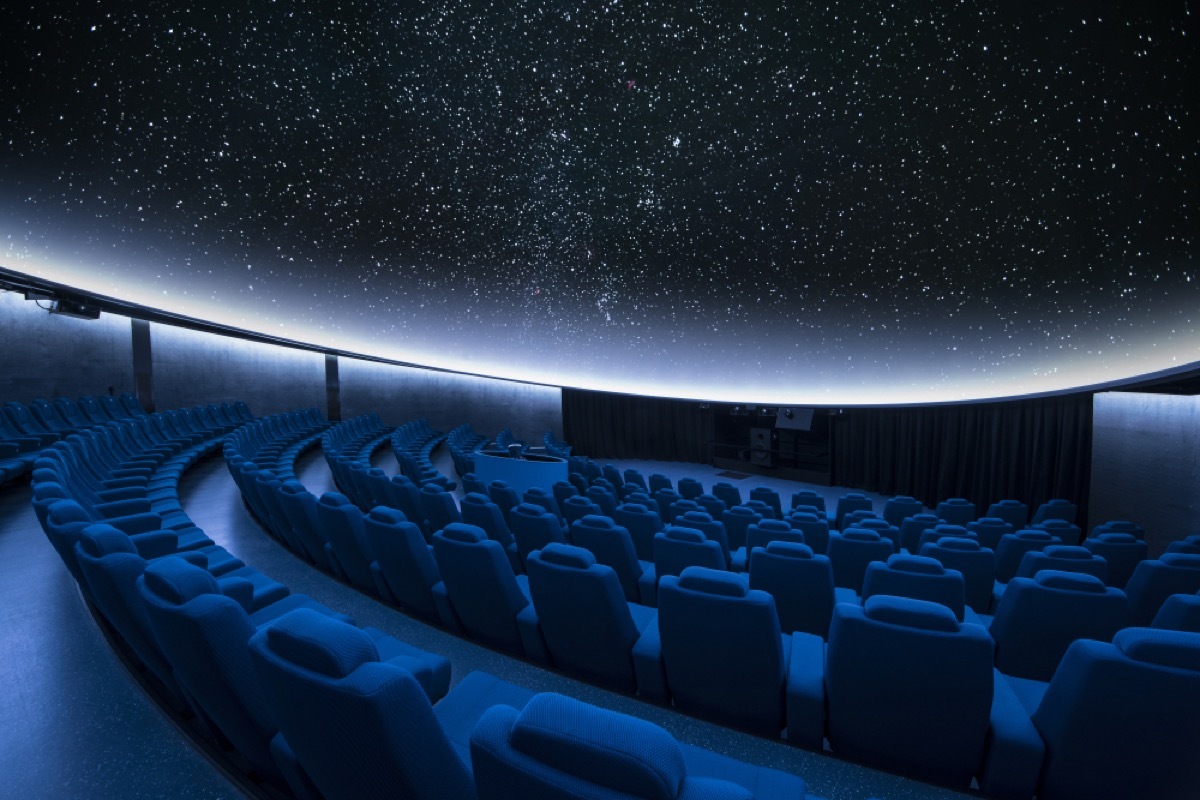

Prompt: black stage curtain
xmin=831 ymin=393 xmax=1094 ymax=526
xmin=562 ymin=388 xmax=713 ymax=464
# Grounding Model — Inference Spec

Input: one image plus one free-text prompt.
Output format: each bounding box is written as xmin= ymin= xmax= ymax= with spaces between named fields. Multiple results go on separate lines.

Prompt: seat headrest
xmin=421 ymin=483 xmax=447 ymax=495
xmin=1042 ymin=545 xmax=1092 ymax=560
xmin=863 ymin=595 xmax=959 ymax=632
xmin=1016 ymin=530 xmax=1056 ymax=541
xmin=578 ymin=515 xmax=614 ymax=529
xmin=566 ymin=495 xmax=595 ymax=506
xmin=728 ymin=506 xmax=758 ymax=517
xmin=1092 ymin=532 xmax=1139 ymax=544
xmin=537 ymin=543 xmax=596 ymax=570
xmin=318 ymin=492 xmax=352 ymax=507
xmin=513 ymin=503 xmax=547 ymax=517
xmin=841 ymin=529 xmax=881 ymax=542
xmin=1035 ymin=570 xmax=1106 ymax=593
xmin=76 ymin=524 xmax=138 ymax=558
xmin=368 ymin=506 xmax=406 ymax=525
xmin=390 ymin=474 xmax=416 ymax=487
xmin=439 ymin=523 xmax=487 ymax=544
xmin=1115 ymin=628 xmax=1200 ymax=672
xmin=462 ymin=492 xmax=491 ymax=505
xmin=758 ymin=519 xmax=792 ymax=533
xmin=679 ymin=511 xmax=713 ymax=524
xmin=510 ymin=693 xmax=685 ymax=800
xmin=765 ymin=540 xmax=814 ymax=559
xmin=265 ymin=609 xmax=380 ymax=679
xmin=142 ymin=557 xmax=221 ymax=604
xmin=489 ymin=480 xmax=510 ymax=489
xmin=47 ymin=499 xmax=89 ymax=524
xmin=677 ymin=567 xmax=748 ymax=598
xmin=887 ymin=554 xmax=945 ymax=575
xmin=942 ymin=498 xmax=970 ymax=505
xmin=1161 ymin=554 xmax=1200 ymax=570
xmin=974 ymin=517 xmax=1007 ymax=526
xmin=934 ymin=536 xmax=982 ymax=552
xmin=933 ymin=524 xmax=969 ymax=537
xmin=664 ymin=527 xmax=705 ymax=543
xmin=619 ymin=503 xmax=648 ymax=514
xmin=280 ymin=480 xmax=307 ymax=495
xmin=790 ymin=510 xmax=820 ymax=522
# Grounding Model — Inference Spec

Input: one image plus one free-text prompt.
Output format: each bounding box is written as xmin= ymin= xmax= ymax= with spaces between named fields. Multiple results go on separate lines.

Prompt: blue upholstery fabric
xmin=1152 ymin=592 xmax=1200 ymax=633
xmin=827 ymin=529 xmax=894 ymax=593
xmin=883 ymin=496 xmax=923 ymax=528
xmin=1015 ymin=545 xmax=1108 ymax=583
xmin=861 ymin=554 xmax=967 ymax=621
xmin=989 ymin=570 xmax=1128 ymax=681
xmin=920 ymin=537 xmax=997 ymax=614
xmin=935 ymin=498 xmax=977 ymax=527
xmin=247 ymin=610 xmax=476 ymax=800
xmin=654 ymin=527 xmax=727 ymax=580
xmin=826 ymin=597 xmax=995 ymax=787
xmin=277 ymin=481 xmax=334 ymax=568
xmin=614 ymin=502 xmax=664 ymax=563
xmin=1031 ymin=498 xmax=1078 ymax=526
xmin=748 ymin=487 xmax=783 ymax=520
xmin=899 ymin=513 xmax=944 ymax=554
xmin=833 ymin=493 xmax=873 ymax=530
xmin=1125 ymin=554 xmax=1200 ymax=627
xmin=509 ymin=503 xmax=568 ymax=567
xmin=522 ymin=486 xmax=563 ymax=521
xmin=487 ymin=481 xmax=522 ymax=525
xmin=675 ymin=511 xmax=732 ymax=568
xmin=986 ymin=499 xmax=1029 ymax=529
xmin=654 ymin=488 xmax=685 ymax=522
xmin=1033 ymin=518 xmax=1083 ymax=546
xmin=364 ymin=506 xmax=442 ymax=621
xmin=1081 ymin=532 xmax=1145 ymax=589
xmin=526 ymin=544 xmax=654 ymax=691
xmin=420 ymin=483 xmax=462 ymax=536
xmin=786 ymin=511 xmax=830 ymax=555
xmin=677 ymin=477 xmax=704 ymax=501
xmin=995 ymin=530 xmax=1062 ymax=583
xmin=966 ymin=517 xmax=1014 ymax=551
xmin=1030 ymin=629 xmax=1200 ymax=800
xmin=711 ymin=482 xmax=743 ymax=510
xmin=315 ymin=492 xmax=377 ymax=592
xmin=749 ymin=542 xmax=838 ymax=638
xmin=657 ymin=568 xmax=787 ymax=735
xmin=721 ymin=505 xmax=762 ymax=552
xmin=461 ymin=493 xmax=521 ymax=573
xmin=562 ymin=494 xmax=604 ymax=528
xmin=432 ymin=523 xmax=532 ymax=654
xmin=569 ymin=515 xmax=654 ymax=605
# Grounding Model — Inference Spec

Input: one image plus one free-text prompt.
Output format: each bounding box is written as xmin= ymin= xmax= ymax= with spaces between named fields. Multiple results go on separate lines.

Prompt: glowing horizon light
xmin=2 ymin=4 xmax=1196 ymax=405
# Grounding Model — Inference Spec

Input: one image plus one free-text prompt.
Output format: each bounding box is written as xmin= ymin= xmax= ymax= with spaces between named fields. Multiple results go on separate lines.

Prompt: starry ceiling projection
xmin=1 ymin=1 xmax=1196 ymax=404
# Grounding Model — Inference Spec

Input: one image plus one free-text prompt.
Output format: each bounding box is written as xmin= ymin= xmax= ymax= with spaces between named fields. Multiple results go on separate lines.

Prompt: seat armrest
xmin=637 ymin=566 xmax=658 ymax=607
xmin=632 ymin=618 xmax=669 ymax=702
xmin=97 ymin=485 xmax=149 ymax=502
xmin=369 ymin=562 xmax=397 ymax=605
xmin=129 ymin=530 xmax=180 ymax=559
xmin=785 ymin=631 xmax=827 ymax=750
xmin=218 ymin=577 xmax=256 ymax=613
xmin=96 ymin=497 xmax=154 ymax=518
xmin=516 ymin=604 xmax=550 ymax=664
xmin=431 ymin=581 xmax=463 ymax=633
xmin=979 ymin=669 xmax=1045 ymax=800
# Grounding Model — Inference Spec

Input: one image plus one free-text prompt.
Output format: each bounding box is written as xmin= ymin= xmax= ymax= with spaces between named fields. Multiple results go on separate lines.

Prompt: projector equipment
xmin=776 ymin=407 xmax=815 ymax=431
xmin=750 ymin=427 xmax=774 ymax=467
xmin=49 ymin=298 xmax=101 ymax=320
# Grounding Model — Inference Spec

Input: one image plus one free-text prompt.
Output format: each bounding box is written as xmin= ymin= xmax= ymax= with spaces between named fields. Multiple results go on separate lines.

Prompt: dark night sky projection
xmin=1 ymin=1 xmax=1196 ymax=403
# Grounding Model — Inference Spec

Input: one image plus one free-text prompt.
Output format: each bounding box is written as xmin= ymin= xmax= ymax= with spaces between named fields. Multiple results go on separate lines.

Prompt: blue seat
xmin=470 ymin=693 xmax=811 ymax=800
xmin=380 ymin=475 xmax=426 ymax=534
xmin=917 ymin=523 xmax=975 ymax=552
xmin=790 ymin=489 xmax=826 ymax=515
xmin=525 ymin=544 xmax=657 ymax=691
xmin=674 ymin=510 xmax=731 ymax=568
xmin=989 ymin=570 xmax=1127 ymax=682
xmin=841 ymin=508 xmax=880 ymax=531
xmin=1015 ymin=545 xmax=1108 ymax=583
xmin=246 ymin=609 xmax=528 ymax=800
xmin=652 ymin=567 xmax=823 ymax=744
xmin=967 ymin=517 xmax=1014 ymax=551
xmin=1028 ymin=628 xmax=1200 ymax=800
xmin=1125 ymin=554 xmax=1200 ymax=627
xmin=623 ymin=469 xmax=648 ymax=492
xmin=276 ymin=481 xmax=334 ymax=568
xmin=787 ymin=511 xmax=830 ymax=554
xmin=935 ymin=498 xmax=977 ymax=527
xmin=900 ymin=513 xmax=944 ymax=553
xmin=1091 ymin=519 xmax=1146 ymax=541
xmin=995 ymin=530 xmax=1063 ymax=583
xmin=677 ymin=476 xmax=704 ymax=500
xmin=562 ymin=494 xmax=603 ymax=528
xmin=553 ymin=480 xmax=580 ymax=513
xmin=364 ymin=506 xmax=443 ymax=621
xmin=654 ymin=488 xmax=684 ymax=522
xmin=834 ymin=493 xmax=873 ymax=529
xmin=825 ymin=597 xmax=1042 ymax=794
xmin=986 ymin=499 xmax=1029 ymax=529
xmin=509 ymin=503 xmax=568 ymax=567
xmin=484 ymin=481 xmax=522 ymax=526
xmin=749 ymin=487 xmax=783 ymax=520
xmin=315 ymin=492 xmax=377 ymax=592
xmin=431 ymin=524 xmax=540 ymax=657
xmin=883 ymin=495 xmax=923 ymax=528
xmin=668 ymin=498 xmax=702 ymax=522
xmin=1083 ymin=532 xmax=1148 ymax=588
xmin=722 ymin=505 xmax=762 ymax=553
xmin=695 ymin=493 xmax=727 ymax=521
xmin=420 ymin=483 xmax=462 ymax=535
xmin=920 ymin=537 xmax=998 ymax=614
xmin=1033 ymin=518 xmax=1083 ymax=546
xmin=827 ymin=529 xmax=895 ymax=593
xmin=569 ymin=515 xmax=656 ymax=606
xmin=460 ymin=493 xmax=522 ymax=573
xmin=854 ymin=517 xmax=901 ymax=552
xmin=601 ymin=463 xmax=624 ymax=488
xmin=1152 ymin=593 xmax=1200 ymax=633
xmin=613 ymin=502 xmax=664 ymax=562
xmin=521 ymin=486 xmax=562 ymax=522
xmin=653 ymin=527 xmax=726 ymax=581
xmin=648 ymin=473 xmax=673 ymax=495
xmin=861 ymin=554 xmax=967 ymax=621
xmin=1165 ymin=536 xmax=1200 ymax=555
xmin=1031 ymin=498 xmax=1077 ymax=526
xmin=749 ymin=541 xmax=850 ymax=638
xmin=711 ymin=482 xmax=743 ymax=510
xmin=731 ymin=519 xmax=804 ymax=572
xmin=460 ymin=473 xmax=487 ymax=496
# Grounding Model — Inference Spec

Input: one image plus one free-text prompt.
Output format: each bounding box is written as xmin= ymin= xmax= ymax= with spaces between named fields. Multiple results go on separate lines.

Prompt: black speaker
xmin=750 ymin=427 xmax=773 ymax=466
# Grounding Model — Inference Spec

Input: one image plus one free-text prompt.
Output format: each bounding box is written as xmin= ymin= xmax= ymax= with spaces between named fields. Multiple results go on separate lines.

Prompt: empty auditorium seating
xmin=995 ymin=530 xmax=1063 ymax=583
xmin=920 ymin=537 xmax=998 ymax=614
xmin=827 ymin=528 xmax=895 ymax=593
xmin=653 ymin=527 xmax=727 ymax=580
xmin=748 ymin=541 xmax=849 ymax=638
xmin=860 ymin=554 xmax=967 ymax=622
xmin=986 ymin=499 xmax=1029 ymax=529
xmin=935 ymin=497 xmax=977 ymax=527
xmin=569 ymin=515 xmax=656 ymax=605
xmin=1124 ymin=554 xmax=1200 ymax=627
xmin=883 ymin=495 xmax=923 ymax=527
xmin=363 ymin=506 xmax=443 ymax=621
xmin=614 ymin=501 xmax=664 ymax=562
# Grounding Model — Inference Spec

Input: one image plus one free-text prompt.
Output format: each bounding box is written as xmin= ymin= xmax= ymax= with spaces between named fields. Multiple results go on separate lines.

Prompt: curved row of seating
xmin=543 ymin=430 xmax=571 ymax=458
xmin=446 ymin=422 xmax=489 ymax=476
xmin=227 ymin=421 xmax=1200 ymax=798
xmin=391 ymin=418 xmax=457 ymax=489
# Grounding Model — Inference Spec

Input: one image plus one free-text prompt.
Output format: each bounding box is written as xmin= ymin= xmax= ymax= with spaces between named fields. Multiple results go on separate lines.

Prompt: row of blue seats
xmin=225 ymin=409 xmax=330 ymax=475
xmin=446 ymin=422 xmax=489 ymax=476
xmin=206 ymin=410 xmax=820 ymax=796
xmin=391 ymin=418 xmax=455 ymax=489
xmin=543 ymin=430 xmax=571 ymax=458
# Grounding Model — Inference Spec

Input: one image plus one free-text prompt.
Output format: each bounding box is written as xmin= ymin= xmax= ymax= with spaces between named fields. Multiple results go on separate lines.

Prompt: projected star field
xmin=1 ymin=1 xmax=1196 ymax=403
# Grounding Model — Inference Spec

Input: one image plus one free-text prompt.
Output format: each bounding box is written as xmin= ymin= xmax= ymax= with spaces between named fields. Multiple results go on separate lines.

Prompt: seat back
xmin=522 ymin=486 xmax=562 ymax=522
xmin=432 ymin=524 xmax=529 ymax=653
xmin=1015 ymin=545 xmax=1108 ymax=583
xmin=247 ymin=609 xmax=474 ymax=800
xmin=657 ymin=568 xmax=786 ymax=735
xmin=677 ymin=476 xmax=704 ymax=500
xmin=834 ymin=493 xmax=873 ymax=530
xmin=967 ymin=517 xmax=1014 ymax=551
xmin=749 ymin=541 xmax=836 ymax=638
xmin=315 ymin=492 xmax=376 ymax=591
xmin=883 ymin=496 xmax=923 ymax=528
xmin=826 ymin=596 xmax=994 ymax=787
xmin=461 ymin=493 xmax=515 ymax=549
xmin=935 ymin=498 xmax=977 ymax=527
xmin=364 ymin=506 xmax=441 ymax=620
xmin=989 ymin=570 xmax=1128 ymax=681
xmin=748 ymin=487 xmax=783 ymax=520
xmin=569 ymin=516 xmax=644 ymax=604
xmin=526 ymin=545 xmax=642 ymax=691
xmin=614 ymin=502 xmax=664 ymax=562
xmin=861 ymin=554 xmax=967 ymax=621
xmin=919 ymin=537 xmax=997 ymax=614
xmin=653 ymin=528 xmax=726 ymax=580
xmin=510 ymin=503 xmax=568 ymax=565
xmin=1125 ymin=554 xmax=1200 ymax=627
xmin=986 ymin=499 xmax=1028 ymax=529
xmin=1031 ymin=628 xmax=1200 ymax=800
xmin=900 ymin=513 xmax=944 ymax=554
xmin=1032 ymin=498 xmax=1077 ymax=526
xmin=1083 ymin=533 xmax=1148 ymax=589
xmin=995 ymin=530 xmax=1062 ymax=583
xmin=712 ymin=482 xmax=743 ymax=509
xmin=828 ymin=529 xmax=895 ymax=593
xmin=562 ymin=495 xmax=603 ymax=528
xmin=722 ymin=505 xmax=762 ymax=552
xmin=695 ymin=493 xmax=727 ymax=521
xmin=787 ymin=511 xmax=831 ymax=554
xmin=420 ymin=484 xmax=462 ymax=534
xmin=675 ymin=510 xmax=731 ymax=567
